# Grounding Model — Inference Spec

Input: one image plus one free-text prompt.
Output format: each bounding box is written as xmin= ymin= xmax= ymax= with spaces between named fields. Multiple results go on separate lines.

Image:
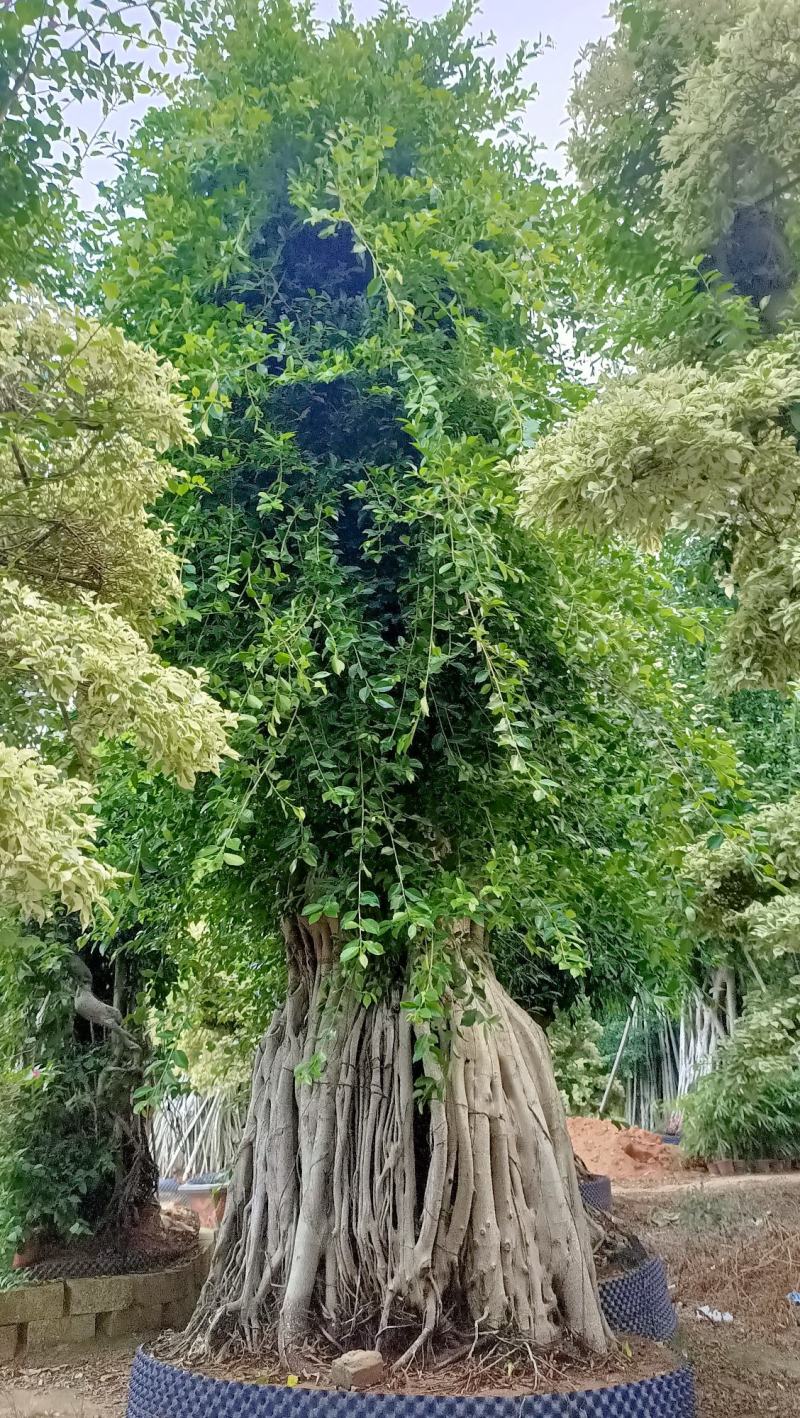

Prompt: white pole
xmin=600 ymin=996 xmax=636 ymax=1116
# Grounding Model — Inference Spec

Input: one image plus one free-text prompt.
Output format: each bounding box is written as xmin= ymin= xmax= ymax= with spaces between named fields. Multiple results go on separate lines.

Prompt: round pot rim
xmin=127 ymin=1348 xmax=695 ymax=1418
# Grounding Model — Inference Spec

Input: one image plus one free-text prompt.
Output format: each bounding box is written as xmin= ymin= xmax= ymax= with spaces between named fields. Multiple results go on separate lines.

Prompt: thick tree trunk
xmin=180 ymin=917 xmax=608 ymax=1366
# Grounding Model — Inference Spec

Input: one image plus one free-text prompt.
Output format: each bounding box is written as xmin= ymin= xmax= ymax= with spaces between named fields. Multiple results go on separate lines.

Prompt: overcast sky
xmin=74 ymin=1 xmax=612 ymax=205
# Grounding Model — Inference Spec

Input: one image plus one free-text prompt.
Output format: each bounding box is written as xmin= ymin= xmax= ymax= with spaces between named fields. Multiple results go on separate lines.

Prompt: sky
xmin=75 ymin=0 xmax=612 ymax=206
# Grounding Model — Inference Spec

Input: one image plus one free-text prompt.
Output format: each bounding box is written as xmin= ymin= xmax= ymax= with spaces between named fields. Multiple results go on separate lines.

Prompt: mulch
xmin=172 ymin=1334 xmax=679 ymax=1400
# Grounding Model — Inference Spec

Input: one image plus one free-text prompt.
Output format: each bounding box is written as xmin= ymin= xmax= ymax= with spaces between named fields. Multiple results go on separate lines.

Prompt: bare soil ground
xmin=615 ymin=1176 xmax=800 ymax=1417
xmin=0 ymin=1348 xmax=135 ymax=1417
xmin=1 ymin=1174 xmax=798 ymax=1416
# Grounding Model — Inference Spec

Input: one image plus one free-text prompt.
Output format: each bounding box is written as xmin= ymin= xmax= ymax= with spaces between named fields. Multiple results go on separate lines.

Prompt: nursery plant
xmin=98 ymin=0 xmax=741 ymax=1364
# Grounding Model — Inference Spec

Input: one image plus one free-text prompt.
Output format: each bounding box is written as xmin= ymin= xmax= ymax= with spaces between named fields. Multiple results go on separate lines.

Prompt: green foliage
xmin=547 ymin=997 xmax=623 ymax=1117
xmin=661 ymin=0 xmax=800 ymax=254
xmin=569 ymin=0 xmax=800 ymax=265
xmin=727 ymin=690 xmax=800 ymax=802
xmin=680 ymin=783 xmax=800 ymax=1158
xmin=91 ymin=0 xmax=748 ymax=1040
xmin=565 ymin=0 xmax=797 ymax=371
xmin=683 ymin=788 xmax=800 ymax=959
xmin=0 ymin=922 xmax=118 ymax=1255
xmin=568 ymin=0 xmax=741 ymax=225
xmin=0 ymin=0 xmax=199 ymax=294
xmin=565 ymin=1 xmax=760 ymax=370
xmin=682 ymin=983 xmax=800 ymax=1158
xmin=152 ymin=919 xmax=282 ymax=1097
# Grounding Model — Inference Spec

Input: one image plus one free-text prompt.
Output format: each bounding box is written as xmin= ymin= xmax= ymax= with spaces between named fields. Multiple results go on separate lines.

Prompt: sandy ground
xmin=0 ymin=1348 xmax=134 ymax=1417
xmin=0 ymin=1387 xmax=113 ymax=1417
xmin=1 ymin=1173 xmax=799 ymax=1416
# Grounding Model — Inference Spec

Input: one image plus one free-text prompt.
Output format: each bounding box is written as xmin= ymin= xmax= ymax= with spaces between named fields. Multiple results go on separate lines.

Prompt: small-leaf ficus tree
xmin=104 ymin=0 xmax=742 ymax=1367
xmin=95 ymin=0 xmax=694 ymax=1364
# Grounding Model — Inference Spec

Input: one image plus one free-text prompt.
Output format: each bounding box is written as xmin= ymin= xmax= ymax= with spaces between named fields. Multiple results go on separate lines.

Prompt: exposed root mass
xmin=180 ymin=918 xmax=608 ymax=1366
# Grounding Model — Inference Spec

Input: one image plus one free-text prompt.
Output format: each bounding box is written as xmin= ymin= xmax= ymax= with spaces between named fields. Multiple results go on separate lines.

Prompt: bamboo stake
xmin=600 ymin=996 xmax=636 ymax=1116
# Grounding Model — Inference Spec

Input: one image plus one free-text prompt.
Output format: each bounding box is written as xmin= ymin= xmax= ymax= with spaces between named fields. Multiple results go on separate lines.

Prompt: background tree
xmin=0 ymin=300 xmax=234 ymax=925
xmin=678 ymin=800 xmax=800 ymax=1161
xmin=523 ymin=0 xmax=800 ymax=1145
xmin=0 ymin=1 xmax=199 ymax=296
xmin=566 ymin=0 xmax=795 ymax=365
xmin=569 ymin=0 xmax=741 ymax=230
xmin=102 ymin=0 xmax=741 ymax=1365
xmin=0 ymin=300 xmax=234 ymax=1251
xmin=523 ymin=0 xmax=800 ymax=697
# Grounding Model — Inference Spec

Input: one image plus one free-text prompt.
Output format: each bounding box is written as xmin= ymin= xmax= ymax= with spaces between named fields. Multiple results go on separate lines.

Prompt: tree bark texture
xmin=180 ymin=917 xmax=608 ymax=1366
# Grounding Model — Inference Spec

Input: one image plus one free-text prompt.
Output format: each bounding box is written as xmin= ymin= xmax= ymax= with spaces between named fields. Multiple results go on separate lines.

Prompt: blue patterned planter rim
xmin=579 ymin=1174 xmax=613 ymax=1213
xmin=127 ymin=1350 xmax=695 ymax=1418
xmin=598 ymin=1257 xmax=677 ymax=1342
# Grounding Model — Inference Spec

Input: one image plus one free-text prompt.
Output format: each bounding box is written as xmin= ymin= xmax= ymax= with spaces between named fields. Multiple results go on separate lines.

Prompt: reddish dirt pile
xmin=567 ymin=1116 xmax=681 ymax=1180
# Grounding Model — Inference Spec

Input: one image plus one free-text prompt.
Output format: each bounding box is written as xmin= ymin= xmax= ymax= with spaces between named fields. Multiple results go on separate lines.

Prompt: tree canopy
xmin=518 ymin=337 xmax=800 ymax=689
xmin=94 ymin=0 xmax=743 ymax=1032
xmin=521 ymin=0 xmax=800 ymax=692
xmin=659 ymin=0 xmax=800 ymax=256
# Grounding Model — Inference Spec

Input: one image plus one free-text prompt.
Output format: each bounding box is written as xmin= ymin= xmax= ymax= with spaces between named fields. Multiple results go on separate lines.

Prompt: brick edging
xmin=0 ymin=1230 xmax=214 ymax=1361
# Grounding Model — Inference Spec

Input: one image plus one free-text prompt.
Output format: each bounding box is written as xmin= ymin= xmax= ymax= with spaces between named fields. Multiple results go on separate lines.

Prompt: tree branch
xmin=10 ymin=441 xmax=30 ymax=486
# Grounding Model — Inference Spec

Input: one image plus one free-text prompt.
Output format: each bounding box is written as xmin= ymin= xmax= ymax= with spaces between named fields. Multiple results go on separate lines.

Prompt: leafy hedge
xmin=682 ymin=984 xmax=800 ymax=1160
xmin=0 ymin=926 xmax=117 ymax=1259
xmin=548 ymin=998 xmax=624 ymax=1119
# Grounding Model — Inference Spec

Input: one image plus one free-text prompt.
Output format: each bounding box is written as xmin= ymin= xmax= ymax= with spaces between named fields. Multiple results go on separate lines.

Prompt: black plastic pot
xmin=578 ymin=1173 xmax=613 ymax=1212
xmin=598 ymin=1256 xmax=677 ymax=1341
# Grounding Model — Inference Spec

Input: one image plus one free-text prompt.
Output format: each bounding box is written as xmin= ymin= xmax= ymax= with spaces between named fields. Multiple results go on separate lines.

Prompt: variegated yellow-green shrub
xmin=0 ymin=745 xmax=117 ymax=924
xmin=660 ymin=0 xmax=800 ymax=254
xmin=0 ymin=301 xmax=236 ymax=924
xmin=517 ymin=337 xmax=800 ymax=688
